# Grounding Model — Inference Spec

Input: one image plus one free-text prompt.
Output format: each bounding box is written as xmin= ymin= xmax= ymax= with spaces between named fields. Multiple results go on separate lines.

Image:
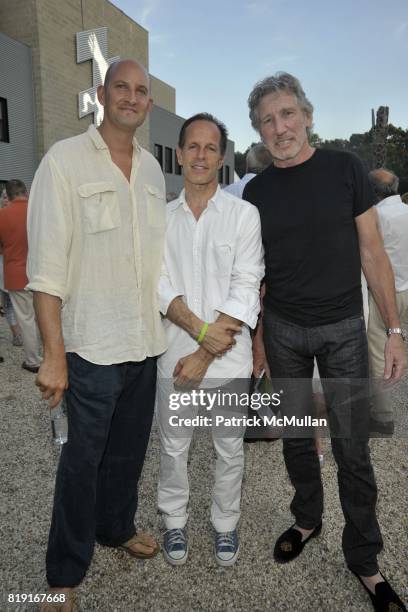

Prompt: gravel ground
xmin=0 ymin=316 xmax=407 ymax=612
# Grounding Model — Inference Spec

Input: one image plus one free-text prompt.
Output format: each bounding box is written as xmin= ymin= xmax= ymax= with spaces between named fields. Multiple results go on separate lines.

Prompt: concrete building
xmin=0 ymin=0 xmax=234 ymax=196
xmin=0 ymin=32 xmax=37 ymax=190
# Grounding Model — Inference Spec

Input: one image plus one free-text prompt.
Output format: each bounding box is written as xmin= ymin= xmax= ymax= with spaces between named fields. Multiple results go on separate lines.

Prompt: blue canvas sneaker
xmin=163 ymin=528 xmax=188 ymax=565
xmin=214 ymin=529 xmax=239 ymax=567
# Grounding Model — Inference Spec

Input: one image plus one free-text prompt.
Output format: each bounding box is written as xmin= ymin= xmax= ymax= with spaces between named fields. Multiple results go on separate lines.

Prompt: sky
xmin=112 ymin=0 xmax=408 ymax=152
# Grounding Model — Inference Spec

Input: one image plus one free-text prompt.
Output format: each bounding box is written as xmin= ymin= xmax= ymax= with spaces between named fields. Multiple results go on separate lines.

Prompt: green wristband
xmin=197 ymin=322 xmax=209 ymax=344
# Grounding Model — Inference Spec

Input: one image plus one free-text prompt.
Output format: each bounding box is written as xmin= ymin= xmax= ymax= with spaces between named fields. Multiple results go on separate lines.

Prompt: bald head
xmin=104 ymin=59 xmax=150 ymax=91
xmin=246 ymin=143 xmax=273 ymax=173
xmin=368 ymin=168 xmax=399 ymax=202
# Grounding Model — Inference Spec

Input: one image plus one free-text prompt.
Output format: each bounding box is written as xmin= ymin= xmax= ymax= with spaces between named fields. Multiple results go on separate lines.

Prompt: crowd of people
xmin=1 ymin=61 xmax=407 ymax=612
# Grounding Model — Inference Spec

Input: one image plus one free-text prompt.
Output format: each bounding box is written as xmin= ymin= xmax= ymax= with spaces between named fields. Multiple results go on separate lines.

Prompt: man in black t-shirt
xmin=243 ymin=72 xmax=407 ymax=611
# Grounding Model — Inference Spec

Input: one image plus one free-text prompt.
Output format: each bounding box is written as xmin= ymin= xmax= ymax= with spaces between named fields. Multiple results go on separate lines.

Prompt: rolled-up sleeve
xmin=158 ymin=257 xmax=184 ymax=315
xmin=26 ymin=152 xmax=73 ymax=304
xmin=216 ymin=205 xmax=264 ymax=328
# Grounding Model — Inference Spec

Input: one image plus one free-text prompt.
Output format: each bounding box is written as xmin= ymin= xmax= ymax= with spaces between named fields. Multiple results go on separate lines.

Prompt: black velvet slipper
xmin=351 ymin=571 xmax=407 ymax=612
xmin=273 ymin=521 xmax=322 ymax=563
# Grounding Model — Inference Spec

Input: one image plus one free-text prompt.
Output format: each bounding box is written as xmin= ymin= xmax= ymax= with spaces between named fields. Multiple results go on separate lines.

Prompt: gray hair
xmin=248 ymin=72 xmax=314 ymax=132
xmin=368 ymin=168 xmax=399 ymax=201
xmin=246 ymin=143 xmax=273 ymax=174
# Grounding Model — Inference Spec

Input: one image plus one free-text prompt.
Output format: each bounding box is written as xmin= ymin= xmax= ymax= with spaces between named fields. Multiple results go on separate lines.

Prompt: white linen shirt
xmin=376 ymin=194 xmax=408 ymax=291
xmin=27 ymin=125 xmax=167 ymax=364
xmin=158 ymin=186 xmax=264 ymax=382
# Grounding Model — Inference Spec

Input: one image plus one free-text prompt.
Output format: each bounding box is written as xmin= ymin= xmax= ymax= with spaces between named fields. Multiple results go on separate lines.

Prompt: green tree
xmin=234 ymin=142 xmax=265 ymax=178
xmin=234 ymin=150 xmax=247 ymax=178
xmin=385 ymin=125 xmax=408 ymax=179
xmin=318 ymin=124 xmax=408 ymax=182
xmin=236 ymin=125 xmax=408 ymax=185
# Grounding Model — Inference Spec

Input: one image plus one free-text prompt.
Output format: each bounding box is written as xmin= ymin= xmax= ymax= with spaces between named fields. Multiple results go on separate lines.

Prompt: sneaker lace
xmin=166 ymin=528 xmax=185 ymax=548
xmin=216 ymin=531 xmax=235 ymax=549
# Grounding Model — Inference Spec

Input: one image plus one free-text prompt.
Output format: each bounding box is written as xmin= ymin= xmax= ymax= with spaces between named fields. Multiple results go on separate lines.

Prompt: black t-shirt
xmin=243 ymin=148 xmax=375 ymax=326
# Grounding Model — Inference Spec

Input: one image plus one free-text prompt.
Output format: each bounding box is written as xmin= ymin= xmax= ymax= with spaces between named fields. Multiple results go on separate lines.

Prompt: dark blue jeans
xmin=263 ymin=309 xmax=383 ymax=576
xmin=46 ymin=353 xmax=157 ymax=587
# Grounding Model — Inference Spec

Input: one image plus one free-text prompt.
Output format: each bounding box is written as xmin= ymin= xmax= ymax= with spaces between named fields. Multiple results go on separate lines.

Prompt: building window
xmin=154 ymin=144 xmax=163 ymax=168
xmin=0 ymin=98 xmax=10 ymax=143
xmin=174 ymin=151 xmax=182 ymax=175
xmin=218 ymin=167 xmax=223 ymax=184
xmin=225 ymin=165 xmax=230 ymax=185
xmin=165 ymin=147 xmax=173 ymax=173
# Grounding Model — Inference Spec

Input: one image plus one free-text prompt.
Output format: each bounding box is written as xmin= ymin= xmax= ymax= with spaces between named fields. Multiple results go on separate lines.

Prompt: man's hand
xmin=165 ymin=297 xmax=242 ymax=356
xmin=36 ymin=353 xmax=69 ymax=408
xmin=173 ymin=348 xmax=214 ymax=389
xmin=252 ymin=311 xmax=270 ymax=379
xmin=200 ymin=321 xmax=241 ymax=356
xmin=383 ymin=334 xmax=407 ymax=385
xmin=33 ymin=292 xmax=67 ymax=407
xmin=253 ymin=344 xmax=271 ymax=379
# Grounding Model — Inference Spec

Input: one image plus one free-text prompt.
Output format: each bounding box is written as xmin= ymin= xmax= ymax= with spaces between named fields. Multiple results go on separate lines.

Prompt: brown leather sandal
xmin=118 ymin=532 xmax=160 ymax=559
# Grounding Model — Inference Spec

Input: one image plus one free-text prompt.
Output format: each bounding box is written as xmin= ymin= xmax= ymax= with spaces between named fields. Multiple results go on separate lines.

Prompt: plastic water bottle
xmin=51 ymin=396 xmax=68 ymax=445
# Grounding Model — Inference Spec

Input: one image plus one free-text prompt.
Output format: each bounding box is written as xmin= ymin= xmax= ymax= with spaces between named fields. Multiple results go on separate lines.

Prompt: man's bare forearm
xmin=356 ymin=208 xmax=401 ymax=329
xmin=361 ymin=249 xmax=400 ymax=328
xmin=165 ymin=297 xmax=242 ymax=355
xmin=33 ymin=292 xmax=68 ymax=407
xmin=33 ymin=292 xmax=66 ymax=358
xmin=166 ymin=296 xmax=203 ymax=338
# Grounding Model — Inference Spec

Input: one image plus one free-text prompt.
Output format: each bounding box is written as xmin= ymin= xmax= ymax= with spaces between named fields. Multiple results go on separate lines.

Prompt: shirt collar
xmin=376 ymin=194 xmax=402 ymax=208
xmin=87 ymin=124 xmax=141 ymax=153
xmin=172 ymin=185 xmax=222 ymax=213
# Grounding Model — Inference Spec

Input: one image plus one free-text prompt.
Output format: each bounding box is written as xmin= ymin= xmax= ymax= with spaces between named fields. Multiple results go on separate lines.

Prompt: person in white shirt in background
xmin=157 ymin=113 xmax=264 ymax=567
xmin=28 ymin=60 xmax=166 ymax=612
xmin=223 ymin=143 xmax=272 ymax=198
xmin=367 ymin=168 xmax=408 ymax=434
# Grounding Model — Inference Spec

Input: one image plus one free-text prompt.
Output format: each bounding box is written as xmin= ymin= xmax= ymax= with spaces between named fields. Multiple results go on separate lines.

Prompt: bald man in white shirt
xmin=28 ymin=60 xmax=166 ymax=611
xmin=223 ymin=143 xmax=272 ymax=198
xmin=368 ymin=168 xmax=408 ymax=434
xmin=156 ymin=113 xmax=264 ymax=568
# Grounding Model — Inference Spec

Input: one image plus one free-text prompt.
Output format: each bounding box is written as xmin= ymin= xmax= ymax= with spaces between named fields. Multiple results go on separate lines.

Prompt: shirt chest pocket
xmin=209 ymin=242 xmax=235 ymax=277
xmin=144 ymin=184 xmax=165 ymax=227
xmin=78 ymin=182 xmax=121 ymax=234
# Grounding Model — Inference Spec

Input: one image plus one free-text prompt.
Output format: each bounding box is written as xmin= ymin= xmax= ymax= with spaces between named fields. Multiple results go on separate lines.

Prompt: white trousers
xmin=367 ymin=289 xmax=408 ymax=422
xmin=9 ymin=290 xmax=42 ymax=367
xmin=156 ymin=379 xmax=246 ymax=532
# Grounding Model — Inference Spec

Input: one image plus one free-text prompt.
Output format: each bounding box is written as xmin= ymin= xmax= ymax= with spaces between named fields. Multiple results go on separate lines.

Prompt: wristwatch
xmin=386 ymin=327 xmax=407 ymax=342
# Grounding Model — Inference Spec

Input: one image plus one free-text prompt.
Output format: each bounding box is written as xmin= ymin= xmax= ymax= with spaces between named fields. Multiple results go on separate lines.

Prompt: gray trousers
xmin=9 ymin=289 xmax=42 ymax=367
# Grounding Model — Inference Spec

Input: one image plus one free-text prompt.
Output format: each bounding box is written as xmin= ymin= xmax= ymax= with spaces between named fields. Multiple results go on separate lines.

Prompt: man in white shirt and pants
xmin=27 ymin=60 xmax=166 ymax=610
xmin=157 ymin=113 xmax=264 ymax=567
xmin=368 ymin=168 xmax=408 ymax=434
